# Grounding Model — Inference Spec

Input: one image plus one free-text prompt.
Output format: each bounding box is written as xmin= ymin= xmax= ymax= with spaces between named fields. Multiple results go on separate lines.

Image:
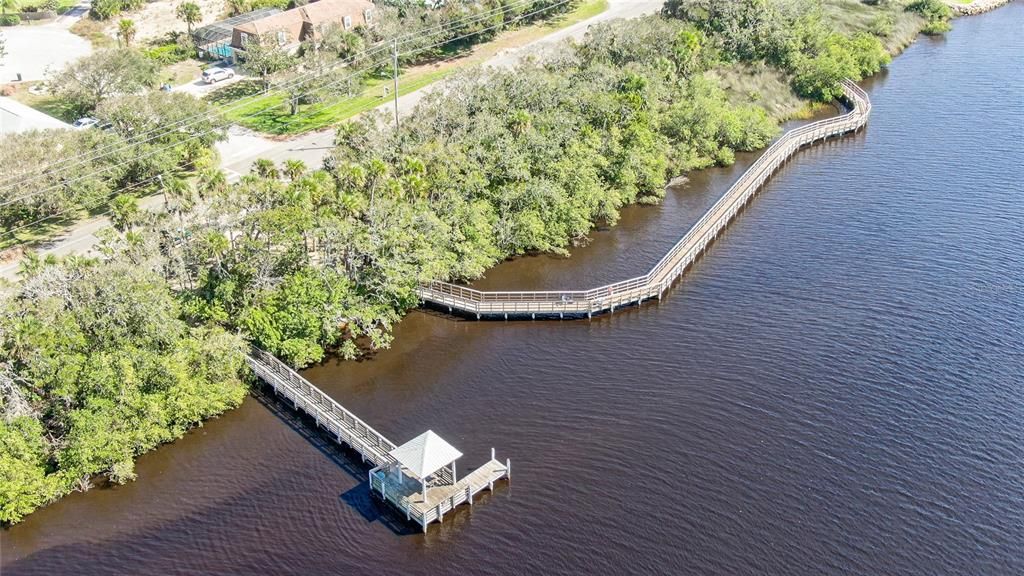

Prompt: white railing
xmin=418 ymin=80 xmax=870 ymax=316
xmin=246 ymin=349 xmax=398 ymax=467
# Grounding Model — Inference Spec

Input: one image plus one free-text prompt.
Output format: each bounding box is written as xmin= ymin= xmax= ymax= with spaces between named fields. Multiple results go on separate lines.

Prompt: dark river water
xmin=3 ymin=6 xmax=1023 ymax=575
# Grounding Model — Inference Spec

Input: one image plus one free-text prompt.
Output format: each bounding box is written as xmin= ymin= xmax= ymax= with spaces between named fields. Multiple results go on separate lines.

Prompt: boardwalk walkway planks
xmin=418 ymin=80 xmax=871 ymax=319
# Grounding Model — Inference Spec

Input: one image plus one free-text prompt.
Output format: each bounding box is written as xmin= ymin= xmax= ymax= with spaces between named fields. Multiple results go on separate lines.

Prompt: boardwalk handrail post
xmin=416 ymin=81 xmax=869 ymax=318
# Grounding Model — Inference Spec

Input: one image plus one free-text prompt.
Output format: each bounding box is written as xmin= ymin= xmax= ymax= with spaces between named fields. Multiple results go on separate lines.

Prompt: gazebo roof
xmin=389 ymin=430 xmax=462 ymax=479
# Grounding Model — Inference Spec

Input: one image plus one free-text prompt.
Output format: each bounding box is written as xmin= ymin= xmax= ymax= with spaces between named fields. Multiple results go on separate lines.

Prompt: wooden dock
xmin=418 ymin=80 xmax=872 ymax=319
xmin=246 ymin=349 xmax=509 ymax=531
xmin=369 ymin=453 xmax=509 ymax=531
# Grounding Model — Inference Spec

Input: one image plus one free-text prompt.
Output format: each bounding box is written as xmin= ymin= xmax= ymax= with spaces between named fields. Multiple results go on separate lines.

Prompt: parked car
xmin=202 ymin=67 xmax=235 ymax=84
xmin=72 ymin=117 xmax=100 ymax=130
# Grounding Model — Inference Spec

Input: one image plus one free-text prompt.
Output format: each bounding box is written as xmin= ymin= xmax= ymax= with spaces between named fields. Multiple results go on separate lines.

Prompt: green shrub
xmin=792 ymin=32 xmax=889 ymax=102
xmin=869 ymin=12 xmax=896 ymax=38
xmin=143 ymin=42 xmax=193 ymax=65
xmin=89 ymin=0 xmax=143 ymax=20
xmin=906 ymin=0 xmax=953 ymax=35
xmin=0 ymin=14 xmax=21 ymax=26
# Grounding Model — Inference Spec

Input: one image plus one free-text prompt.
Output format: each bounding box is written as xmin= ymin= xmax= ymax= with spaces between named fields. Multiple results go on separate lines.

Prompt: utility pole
xmin=392 ymin=38 xmax=400 ymax=132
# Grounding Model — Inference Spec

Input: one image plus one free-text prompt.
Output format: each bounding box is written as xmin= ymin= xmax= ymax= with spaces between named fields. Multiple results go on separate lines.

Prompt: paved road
xmin=0 ymin=2 xmax=92 ymax=83
xmin=220 ymin=0 xmax=663 ymax=176
xmin=1 ymin=0 xmax=662 ymax=281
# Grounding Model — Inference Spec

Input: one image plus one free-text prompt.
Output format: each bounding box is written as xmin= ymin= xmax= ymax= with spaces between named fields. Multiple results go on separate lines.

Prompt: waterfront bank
xmin=2 ymin=3 xmax=1023 ymax=574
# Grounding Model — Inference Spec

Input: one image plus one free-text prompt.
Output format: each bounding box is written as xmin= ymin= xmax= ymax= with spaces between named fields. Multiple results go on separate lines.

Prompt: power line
xmin=0 ymin=0 xmax=569 ymax=211
xmin=0 ymin=0 xmax=541 ymax=191
xmin=1 ymin=0 xmax=572 ymax=244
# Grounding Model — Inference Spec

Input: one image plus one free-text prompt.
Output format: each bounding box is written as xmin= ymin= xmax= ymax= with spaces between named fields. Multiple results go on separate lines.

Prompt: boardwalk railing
xmin=418 ymin=80 xmax=871 ymax=319
xmin=246 ymin=349 xmax=398 ymax=468
xmin=246 ymin=348 xmax=510 ymax=531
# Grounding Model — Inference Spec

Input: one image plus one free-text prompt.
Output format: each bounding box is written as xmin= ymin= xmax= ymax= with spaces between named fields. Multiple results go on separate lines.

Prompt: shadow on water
xmin=249 ymin=385 xmax=421 ymax=537
xmin=251 ymin=384 xmax=512 ymax=537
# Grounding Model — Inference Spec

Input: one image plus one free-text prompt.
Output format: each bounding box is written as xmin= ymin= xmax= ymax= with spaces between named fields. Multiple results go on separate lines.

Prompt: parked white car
xmin=72 ymin=117 xmax=100 ymax=130
xmin=201 ymin=67 xmax=235 ymax=84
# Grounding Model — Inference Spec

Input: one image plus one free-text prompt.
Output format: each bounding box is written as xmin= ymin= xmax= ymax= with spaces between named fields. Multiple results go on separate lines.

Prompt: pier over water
xmin=418 ymin=80 xmax=871 ymax=319
xmin=246 ymin=349 xmax=509 ymax=531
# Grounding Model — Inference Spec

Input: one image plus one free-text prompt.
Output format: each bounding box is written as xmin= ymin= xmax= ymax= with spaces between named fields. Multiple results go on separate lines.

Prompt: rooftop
xmin=388 ymin=430 xmax=463 ymax=479
xmin=192 ymin=7 xmax=283 ymax=44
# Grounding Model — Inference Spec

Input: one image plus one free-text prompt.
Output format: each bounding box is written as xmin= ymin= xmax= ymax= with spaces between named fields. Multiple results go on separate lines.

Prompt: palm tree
xmin=117 ymin=19 xmax=137 ymax=48
xmin=253 ymin=158 xmax=279 ymax=180
xmin=176 ymin=2 xmax=202 ymax=37
xmin=17 ymin=251 xmax=57 ymax=279
xmin=110 ymin=194 xmax=140 ymax=232
xmin=282 ymin=159 xmax=307 ymax=182
xmin=197 ymin=166 xmax=228 ymax=200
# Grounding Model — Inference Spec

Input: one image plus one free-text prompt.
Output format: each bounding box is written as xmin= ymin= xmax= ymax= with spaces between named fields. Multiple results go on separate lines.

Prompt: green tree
xmin=0 ymin=418 xmax=54 ymax=524
xmin=176 ymin=2 xmax=202 ymax=36
xmin=906 ymin=0 xmax=952 ymax=35
xmin=117 ymin=19 xmax=137 ymax=47
xmin=49 ymin=49 xmax=158 ymax=114
xmin=0 ymin=258 xmax=247 ymax=522
xmin=282 ymin=159 xmax=307 ymax=182
xmin=109 ymin=194 xmax=140 ymax=232
xmin=240 ymin=34 xmax=295 ymax=90
xmin=0 ymin=0 xmax=18 ymax=15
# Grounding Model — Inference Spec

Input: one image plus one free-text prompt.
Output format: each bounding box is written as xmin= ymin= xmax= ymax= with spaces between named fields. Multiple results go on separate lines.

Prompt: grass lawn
xmin=7 ymin=83 xmax=78 ymax=123
xmin=217 ymin=0 xmax=609 ymax=136
xmin=161 ymin=60 xmax=205 ymax=87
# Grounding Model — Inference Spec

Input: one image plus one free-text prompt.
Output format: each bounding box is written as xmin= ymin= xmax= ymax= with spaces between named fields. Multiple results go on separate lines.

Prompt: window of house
xmin=364 ymin=9 xmax=373 ymax=24
xmin=277 ymin=30 xmax=288 ymax=46
xmin=343 ymin=15 xmax=353 ymax=30
xmin=240 ymin=32 xmax=251 ymax=46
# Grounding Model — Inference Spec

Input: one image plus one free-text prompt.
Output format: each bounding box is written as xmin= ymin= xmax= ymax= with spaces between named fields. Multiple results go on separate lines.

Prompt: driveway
xmin=0 ymin=2 xmax=92 ymax=83
xmin=173 ymin=72 xmax=247 ymax=97
xmin=0 ymin=1 xmax=663 ymax=281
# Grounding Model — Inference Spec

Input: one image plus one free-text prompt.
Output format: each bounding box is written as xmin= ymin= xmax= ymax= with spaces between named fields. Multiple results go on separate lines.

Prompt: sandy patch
xmin=104 ymin=0 xmax=231 ymax=43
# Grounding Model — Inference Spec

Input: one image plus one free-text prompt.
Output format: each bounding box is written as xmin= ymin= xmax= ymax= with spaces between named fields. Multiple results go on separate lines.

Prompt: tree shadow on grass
xmin=206 ymin=79 xmax=264 ymax=106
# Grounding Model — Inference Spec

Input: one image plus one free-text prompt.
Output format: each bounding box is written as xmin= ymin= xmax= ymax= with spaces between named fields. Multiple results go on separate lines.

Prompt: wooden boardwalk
xmin=418 ymin=80 xmax=871 ymax=319
xmin=246 ymin=349 xmax=509 ymax=531
xmin=369 ymin=454 xmax=509 ymax=531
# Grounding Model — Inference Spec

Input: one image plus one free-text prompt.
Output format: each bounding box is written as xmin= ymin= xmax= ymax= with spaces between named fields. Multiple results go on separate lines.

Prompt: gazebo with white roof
xmin=388 ymin=430 xmax=462 ymax=502
xmin=368 ymin=428 xmax=509 ymax=531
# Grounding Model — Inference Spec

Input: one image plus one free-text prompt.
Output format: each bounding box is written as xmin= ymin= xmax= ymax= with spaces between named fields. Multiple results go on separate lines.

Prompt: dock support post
xmin=531 ymin=313 xmax=535 ymax=320
xmin=506 ymin=458 xmax=511 ymax=480
xmin=422 ymin=515 xmax=427 ymax=533
xmin=491 ymin=447 xmax=495 ymax=461
xmin=476 ymin=313 xmax=480 ymax=320
xmin=467 ymin=485 xmax=472 ymax=506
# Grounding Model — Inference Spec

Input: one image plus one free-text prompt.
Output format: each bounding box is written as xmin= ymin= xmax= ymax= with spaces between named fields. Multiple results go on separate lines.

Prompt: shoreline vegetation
xmin=0 ymin=0 xmax=965 ymax=524
xmin=0 ymin=1 xmax=592 ymax=251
